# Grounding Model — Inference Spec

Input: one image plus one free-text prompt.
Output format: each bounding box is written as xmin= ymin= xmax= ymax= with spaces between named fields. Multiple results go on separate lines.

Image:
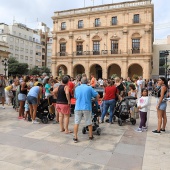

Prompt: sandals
xmin=89 ymin=136 xmax=94 ymax=140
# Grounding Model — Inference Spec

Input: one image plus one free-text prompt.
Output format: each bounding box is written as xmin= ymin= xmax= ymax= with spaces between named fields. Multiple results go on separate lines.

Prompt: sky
xmin=0 ymin=0 xmax=169 ymax=40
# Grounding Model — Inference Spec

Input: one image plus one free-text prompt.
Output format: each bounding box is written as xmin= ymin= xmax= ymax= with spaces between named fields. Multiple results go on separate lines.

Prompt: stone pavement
xmin=0 ymin=97 xmax=169 ymax=170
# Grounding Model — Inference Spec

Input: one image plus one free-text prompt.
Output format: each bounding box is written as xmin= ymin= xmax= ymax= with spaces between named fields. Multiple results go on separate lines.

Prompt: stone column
xmin=85 ymin=61 xmax=89 ymax=79
xmin=67 ymin=61 xmax=73 ymax=77
xmin=143 ymin=59 xmax=150 ymax=79
xmin=121 ymin=59 xmax=128 ymax=79
xmin=103 ymin=60 xmax=107 ymax=79
xmin=68 ymin=32 xmax=73 ymax=57
xmin=122 ymin=27 xmax=128 ymax=54
xmin=51 ymin=33 xmax=57 ymax=77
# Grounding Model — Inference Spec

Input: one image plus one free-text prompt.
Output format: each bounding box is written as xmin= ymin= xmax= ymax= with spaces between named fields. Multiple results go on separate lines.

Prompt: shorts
xmin=74 ymin=110 xmax=92 ymax=126
xmin=27 ymin=96 xmax=37 ymax=105
xmin=56 ymin=104 xmax=70 ymax=114
xmin=18 ymin=93 xmax=27 ymax=101
xmin=0 ymin=89 xmax=5 ymax=98
xmin=24 ymin=104 xmax=29 ymax=111
xmin=159 ymin=101 xmax=167 ymax=111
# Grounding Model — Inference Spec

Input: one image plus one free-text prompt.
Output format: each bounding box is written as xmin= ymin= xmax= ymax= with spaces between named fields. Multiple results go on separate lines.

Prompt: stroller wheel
xmin=96 ymin=127 xmax=101 ymax=135
xmin=113 ymin=115 xmax=116 ymax=122
xmin=118 ymin=118 xmax=122 ymax=126
xmin=42 ymin=116 xmax=48 ymax=124
xmin=48 ymin=113 xmax=55 ymax=120
xmin=82 ymin=127 xmax=86 ymax=134
xmin=131 ymin=118 xmax=136 ymax=125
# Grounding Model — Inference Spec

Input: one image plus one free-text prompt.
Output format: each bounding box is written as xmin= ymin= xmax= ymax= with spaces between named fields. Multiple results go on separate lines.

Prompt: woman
xmin=53 ymin=76 xmax=71 ymax=133
xmin=152 ymin=77 xmax=168 ymax=134
xmin=101 ymin=80 xmax=118 ymax=124
xmin=18 ymin=76 xmax=30 ymax=119
xmin=45 ymin=78 xmax=51 ymax=98
xmin=115 ymin=77 xmax=126 ymax=97
xmin=27 ymin=83 xmax=43 ymax=124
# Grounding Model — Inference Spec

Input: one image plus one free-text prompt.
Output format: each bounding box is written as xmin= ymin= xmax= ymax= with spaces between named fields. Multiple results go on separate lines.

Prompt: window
xmin=111 ymin=16 xmax=117 ymax=25
xmin=76 ymin=43 xmax=83 ymax=55
xmin=0 ymin=29 xmax=4 ymax=33
xmin=159 ymin=51 xmax=166 ymax=75
xmin=61 ymin=22 xmax=66 ymax=30
xmin=133 ymin=14 xmax=139 ymax=23
xmin=111 ymin=40 xmax=118 ymax=54
xmin=20 ymin=48 xmax=24 ymax=52
xmin=26 ymin=49 xmax=28 ymax=53
xmin=25 ymin=56 xmax=28 ymax=60
xmin=36 ymin=45 xmax=41 ymax=49
xmin=78 ymin=20 xmax=83 ymax=28
xmin=20 ymin=55 xmax=24 ymax=60
xmin=60 ymin=43 xmax=66 ymax=56
xmin=93 ymin=41 xmax=100 ymax=55
xmin=132 ymin=39 xmax=140 ymax=53
xmin=94 ymin=18 xmax=100 ymax=27
xmin=15 ymin=46 xmax=19 ymax=51
xmin=10 ymin=45 xmax=13 ymax=50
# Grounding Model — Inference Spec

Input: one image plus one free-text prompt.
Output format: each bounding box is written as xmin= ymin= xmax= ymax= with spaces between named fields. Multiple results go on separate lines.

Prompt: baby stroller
xmin=82 ymin=99 xmax=101 ymax=135
xmin=36 ymin=96 xmax=55 ymax=124
xmin=114 ymin=96 xmax=137 ymax=126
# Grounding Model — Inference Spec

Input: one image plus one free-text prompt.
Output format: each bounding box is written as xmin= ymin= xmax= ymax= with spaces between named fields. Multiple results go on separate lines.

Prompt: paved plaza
xmin=0 ymin=97 xmax=170 ymax=170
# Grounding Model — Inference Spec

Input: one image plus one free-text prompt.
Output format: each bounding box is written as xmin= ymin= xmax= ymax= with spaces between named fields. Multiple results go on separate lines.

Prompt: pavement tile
xmin=0 ymin=133 xmax=39 ymax=148
xmin=114 ymin=143 xmax=145 ymax=157
xmin=7 ymin=127 xmax=34 ymax=136
xmin=0 ymin=144 xmax=23 ymax=160
xmin=66 ymin=161 xmax=104 ymax=170
xmin=0 ymin=161 xmax=25 ymax=170
xmin=25 ymin=140 xmax=60 ymax=154
xmin=30 ymin=154 xmax=72 ymax=170
xmin=23 ymin=130 xmax=52 ymax=140
xmin=107 ymin=153 xmax=142 ymax=170
xmin=49 ymin=143 xmax=85 ymax=159
xmin=76 ymin=148 xmax=112 ymax=165
xmin=3 ymin=149 xmax=44 ymax=168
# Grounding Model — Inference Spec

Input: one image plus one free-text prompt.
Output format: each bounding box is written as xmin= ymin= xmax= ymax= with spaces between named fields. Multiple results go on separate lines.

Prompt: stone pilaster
xmin=51 ymin=60 xmax=57 ymax=77
xmin=143 ymin=59 xmax=150 ymax=79
xmin=121 ymin=59 xmax=128 ymax=79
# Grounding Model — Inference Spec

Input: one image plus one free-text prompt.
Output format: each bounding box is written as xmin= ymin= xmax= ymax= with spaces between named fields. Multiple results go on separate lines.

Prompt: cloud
xmin=0 ymin=0 xmax=170 ymax=39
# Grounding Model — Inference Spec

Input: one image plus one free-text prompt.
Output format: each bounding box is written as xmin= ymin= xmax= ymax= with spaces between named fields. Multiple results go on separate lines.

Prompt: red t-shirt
xmin=103 ymin=86 xmax=117 ymax=100
xmin=68 ymin=81 xmax=75 ymax=97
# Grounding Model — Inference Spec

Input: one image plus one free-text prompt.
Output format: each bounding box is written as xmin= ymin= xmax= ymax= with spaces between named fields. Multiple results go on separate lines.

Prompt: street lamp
xmin=164 ymin=50 xmax=169 ymax=79
xmin=2 ymin=58 xmax=8 ymax=77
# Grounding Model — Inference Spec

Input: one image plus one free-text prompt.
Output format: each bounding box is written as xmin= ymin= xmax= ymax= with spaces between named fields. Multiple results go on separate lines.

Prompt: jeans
xmin=101 ymin=99 xmax=116 ymax=123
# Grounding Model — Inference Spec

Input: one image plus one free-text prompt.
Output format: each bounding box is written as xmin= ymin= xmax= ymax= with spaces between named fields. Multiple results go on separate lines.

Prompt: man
xmin=137 ymin=76 xmax=143 ymax=98
xmin=73 ymin=77 xmax=99 ymax=143
xmin=90 ymin=73 xmax=96 ymax=88
xmin=0 ymin=75 xmax=6 ymax=109
xmin=67 ymin=75 xmax=75 ymax=98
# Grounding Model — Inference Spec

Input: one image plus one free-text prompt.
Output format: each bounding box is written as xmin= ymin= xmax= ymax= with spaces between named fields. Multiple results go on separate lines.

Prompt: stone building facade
xmin=51 ymin=0 xmax=153 ymax=79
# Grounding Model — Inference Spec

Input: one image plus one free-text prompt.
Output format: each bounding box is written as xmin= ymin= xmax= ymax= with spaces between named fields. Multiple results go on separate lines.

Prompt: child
xmin=24 ymin=100 xmax=31 ymax=121
xmin=136 ymin=88 xmax=149 ymax=132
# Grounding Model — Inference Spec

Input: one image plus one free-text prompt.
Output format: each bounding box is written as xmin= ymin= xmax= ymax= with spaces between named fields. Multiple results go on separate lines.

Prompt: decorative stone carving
xmin=103 ymin=30 xmax=108 ymax=35
xmin=52 ymin=34 xmax=57 ymax=40
xmin=122 ymin=27 xmax=128 ymax=34
xmin=76 ymin=36 xmax=84 ymax=42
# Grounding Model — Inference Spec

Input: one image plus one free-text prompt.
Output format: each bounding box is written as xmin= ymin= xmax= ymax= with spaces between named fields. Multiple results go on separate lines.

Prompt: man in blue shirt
xmin=73 ymin=77 xmax=99 ymax=143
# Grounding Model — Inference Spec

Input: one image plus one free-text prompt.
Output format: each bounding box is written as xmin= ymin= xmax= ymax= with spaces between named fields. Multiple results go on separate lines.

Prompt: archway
xmin=56 ymin=65 xmax=68 ymax=76
xmin=128 ymin=64 xmax=143 ymax=78
xmin=108 ymin=64 xmax=121 ymax=78
xmin=73 ymin=64 xmax=85 ymax=77
xmin=90 ymin=64 xmax=102 ymax=79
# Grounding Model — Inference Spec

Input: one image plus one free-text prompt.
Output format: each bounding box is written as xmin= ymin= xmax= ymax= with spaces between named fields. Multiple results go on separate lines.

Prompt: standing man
xmin=90 ymin=73 xmax=96 ymax=88
xmin=73 ymin=77 xmax=99 ymax=143
xmin=0 ymin=75 xmax=6 ymax=109
xmin=137 ymin=76 xmax=143 ymax=98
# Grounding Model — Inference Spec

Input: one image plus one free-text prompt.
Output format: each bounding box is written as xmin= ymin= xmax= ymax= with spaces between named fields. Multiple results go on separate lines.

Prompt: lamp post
xmin=164 ymin=50 xmax=169 ymax=79
xmin=2 ymin=58 xmax=8 ymax=77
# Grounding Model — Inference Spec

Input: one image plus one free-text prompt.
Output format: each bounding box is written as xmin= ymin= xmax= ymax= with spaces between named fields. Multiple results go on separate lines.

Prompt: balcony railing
xmin=57 ymin=52 xmax=68 ymax=56
xmin=133 ymin=18 xmax=141 ymax=24
xmin=110 ymin=20 xmax=118 ymax=26
xmin=131 ymin=48 xmax=142 ymax=54
xmin=101 ymin=50 xmax=121 ymax=55
xmin=77 ymin=24 xmax=84 ymax=29
xmin=94 ymin=22 xmax=101 ymax=27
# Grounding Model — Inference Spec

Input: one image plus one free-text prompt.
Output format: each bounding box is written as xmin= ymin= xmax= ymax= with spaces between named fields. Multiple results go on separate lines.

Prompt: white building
xmin=0 ymin=23 xmax=42 ymax=69
xmin=152 ymin=36 xmax=170 ymax=79
xmin=47 ymin=32 xmax=53 ymax=70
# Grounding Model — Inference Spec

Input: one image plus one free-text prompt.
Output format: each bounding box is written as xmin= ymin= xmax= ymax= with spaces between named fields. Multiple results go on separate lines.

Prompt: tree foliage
xmin=29 ymin=66 xmax=51 ymax=76
xmin=8 ymin=57 xmax=28 ymax=75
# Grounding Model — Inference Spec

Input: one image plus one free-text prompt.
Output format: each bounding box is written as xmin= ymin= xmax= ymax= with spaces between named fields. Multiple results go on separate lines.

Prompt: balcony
xmin=77 ymin=24 xmax=84 ymax=29
xmin=110 ymin=20 xmax=118 ymax=26
xmin=133 ymin=18 xmax=141 ymax=24
xmin=94 ymin=22 xmax=101 ymax=27
xmin=61 ymin=26 xmax=66 ymax=30
xmin=57 ymin=52 xmax=68 ymax=56
xmin=101 ymin=50 xmax=121 ymax=55
xmin=131 ymin=48 xmax=141 ymax=54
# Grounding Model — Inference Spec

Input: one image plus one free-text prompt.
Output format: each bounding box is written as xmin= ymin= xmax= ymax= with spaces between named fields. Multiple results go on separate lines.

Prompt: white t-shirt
xmin=137 ymin=96 xmax=149 ymax=112
xmin=137 ymin=80 xmax=143 ymax=91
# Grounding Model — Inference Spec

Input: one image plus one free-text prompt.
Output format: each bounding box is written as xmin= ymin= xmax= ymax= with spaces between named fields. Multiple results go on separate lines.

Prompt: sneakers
xmin=73 ymin=138 xmax=78 ymax=143
xmin=160 ymin=129 xmax=165 ymax=132
xmin=2 ymin=106 xmax=5 ymax=109
xmin=152 ymin=130 xmax=161 ymax=134
xmin=32 ymin=120 xmax=40 ymax=124
xmin=142 ymin=126 xmax=148 ymax=131
xmin=135 ymin=128 xmax=143 ymax=132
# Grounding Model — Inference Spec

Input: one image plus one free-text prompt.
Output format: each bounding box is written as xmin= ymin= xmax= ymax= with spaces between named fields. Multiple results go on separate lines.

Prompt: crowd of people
xmin=0 ymin=73 xmax=169 ymax=142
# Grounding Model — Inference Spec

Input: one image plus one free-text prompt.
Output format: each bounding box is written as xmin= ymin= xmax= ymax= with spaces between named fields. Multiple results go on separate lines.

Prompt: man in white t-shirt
xmin=137 ymin=76 xmax=143 ymax=98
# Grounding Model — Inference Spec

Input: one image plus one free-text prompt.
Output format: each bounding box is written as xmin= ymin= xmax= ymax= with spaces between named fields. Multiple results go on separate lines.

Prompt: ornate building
xmin=51 ymin=0 xmax=153 ymax=79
